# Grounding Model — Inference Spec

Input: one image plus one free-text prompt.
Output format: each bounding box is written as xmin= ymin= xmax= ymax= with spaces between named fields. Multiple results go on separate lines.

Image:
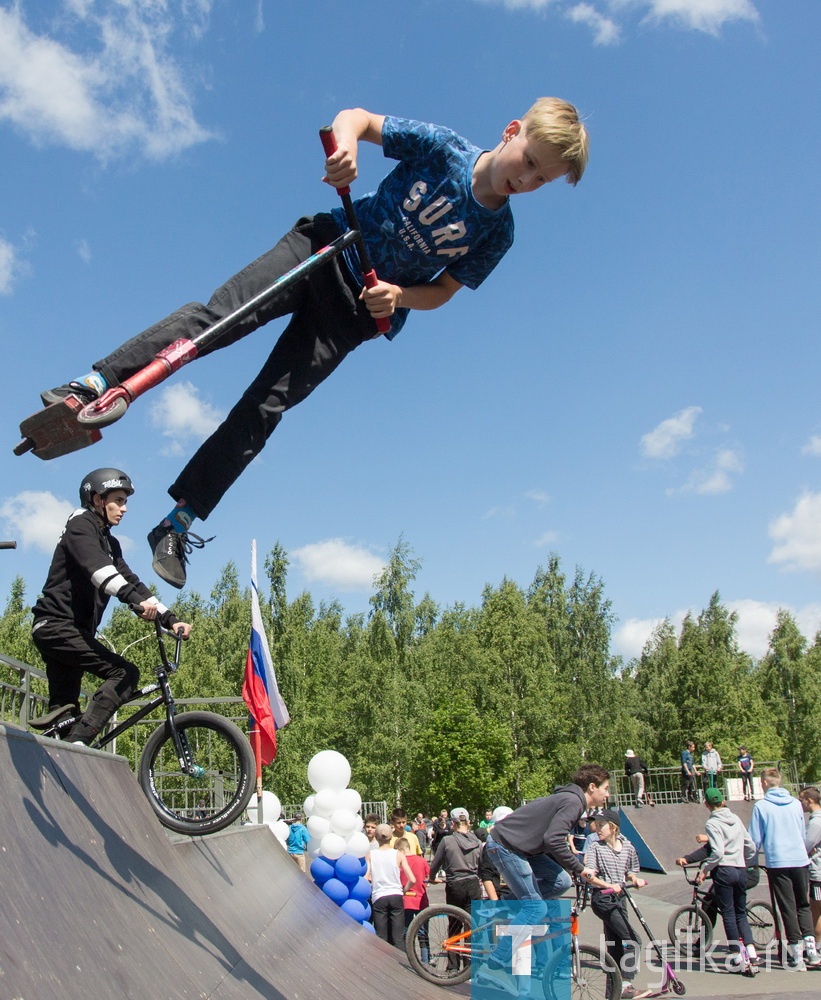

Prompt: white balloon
xmin=247 ymin=790 xmax=282 ymax=827
xmin=330 ymin=808 xmax=359 ymax=837
xmin=320 ymin=832 xmax=348 ymax=860
xmin=313 ymin=788 xmax=339 ymax=818
xmin=306 ymin=814 xmax=331 ymax=839
xmin=306 ymin=836 xmax=323 ymax=858
xmin=308 ymin=750 xmax=351 ymax=792
xmin=303 ymin=794 xmax=316 ymax=817
xmin=336 ymin=788 xmax=362 ymax=813
xmin=345 ymin=831 xmax=370 ymax=858
xmin=273 ymin=820 xmax=290 ymax=846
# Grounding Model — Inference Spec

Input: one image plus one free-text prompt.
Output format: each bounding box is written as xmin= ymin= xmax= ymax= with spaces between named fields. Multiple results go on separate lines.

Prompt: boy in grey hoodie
xmin=748 ymin=767 xmax=819 ymax=970
xmin=696 ymin=787 xmax=758 ymax=975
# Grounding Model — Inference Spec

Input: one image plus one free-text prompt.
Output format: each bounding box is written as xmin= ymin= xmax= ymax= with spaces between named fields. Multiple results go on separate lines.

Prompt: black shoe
xmin=65 ymin=719 xmax=100 ymax=746
xmin=29 ymin=704 xmax=79 ymax=731
xmin=40 ymin=381 xmax=100 ymax=407
xmin=148 ymin=521 xmax=213 ymax=589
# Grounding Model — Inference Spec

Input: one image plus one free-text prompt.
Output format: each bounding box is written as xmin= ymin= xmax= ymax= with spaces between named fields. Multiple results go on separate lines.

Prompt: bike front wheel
xmin=543 ymin=942 xmax=622 ymax=1000
xmin=746 ymin=900 xmax=776 ymax=951
xmin=668 ymin=903 xmax=713 ymax=958
xmin=138 ymin=711 xmax=255 ymax=835
xmin=405 ymin=903 xmax=473 ymax=985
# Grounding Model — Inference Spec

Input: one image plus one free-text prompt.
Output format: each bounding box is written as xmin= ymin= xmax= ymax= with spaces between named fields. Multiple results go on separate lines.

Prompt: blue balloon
xmin=341 ymin=898 xmax=368 ymax=923
xmin=321 ymin=877 xmax=350 ymax=906
xmin=310 ymin=856 xmax=335 ymax=886
xmin=334 ymin=854 xmax=363 ymax=885
xmin=361 ymin=901 xmax=371 ymax=922
xmin=349 ymin=876 xmax=372 ymax=903
xmin=359 ymin=856 xmax=368 ymax=876
xmin=361 ymin=920 xmax=376 ymax=934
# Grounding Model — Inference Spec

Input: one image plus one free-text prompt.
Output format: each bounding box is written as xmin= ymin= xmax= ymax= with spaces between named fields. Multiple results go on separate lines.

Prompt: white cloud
xmin=613 ymin=599 xmax=821 ymax=661
xmin=291 ymin=539 xmax=386 ymax=591
xmin=801 ymin=435 xmax=821 ymax=457
xmin=768 ymin=491 xmax=821 ymax=573
xmin=0 ymin=490 xmax=74 ymax=553
xmin=640 ymin=405 xmax=702 ymax=459
xmin=675 ymin=447 xmax=744 ymax=495
xmin=0 ymin=234 xmax=20 ymax=294
xmin=0 ymin=2 xmax=214 ymax=161
xmin=630 ymin=0 xmax=759 ymax=35
xmin=148 ymin=381 xmax=224 ymax=456
xmin=75 ymin=238 xmax=91 ymax=263
xmin=471 ymin=1 xmax=759 ymax=39
xmin=525 ymin=489 xmax=551 ymax=506
xmin=566 ymin=3 xmax=621 ymax=45
xmin=534 ymin=530 xmax=559 ymax=546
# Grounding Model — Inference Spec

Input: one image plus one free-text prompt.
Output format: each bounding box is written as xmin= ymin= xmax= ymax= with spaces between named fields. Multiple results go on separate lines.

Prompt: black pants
xmin=769 ymin=867 xmax=813 ymax=944
xmin=32 ymin=619 xmax=140 ymax=732
xmin=93 ymin=215 xmax=375 ymax=520
xmin=680 ymin=772 xmax=697 ymax=801
xmin=591 ymin=893 xmax=642 ymax=981
xmin=372 ymin=893 xmax=405 ymax=948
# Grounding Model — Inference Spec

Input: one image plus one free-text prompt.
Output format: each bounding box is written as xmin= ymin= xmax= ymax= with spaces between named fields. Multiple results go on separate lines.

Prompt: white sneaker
xmin=804 ymin=937 xmax=821 ymax=967
xmin=787 ymin=945 xmax=807 ymax=972
xmin=474 ymin=965 xmax=521 ymax=996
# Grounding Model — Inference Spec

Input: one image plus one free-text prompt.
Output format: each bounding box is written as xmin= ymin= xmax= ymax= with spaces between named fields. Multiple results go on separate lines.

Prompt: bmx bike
xmin=30 ymin=615 xmax=255 ymax=836
xmin=405 ymin=878 xmax=622 ymax=1000
xmin=667 ymin=866 xmax=775 ymax=957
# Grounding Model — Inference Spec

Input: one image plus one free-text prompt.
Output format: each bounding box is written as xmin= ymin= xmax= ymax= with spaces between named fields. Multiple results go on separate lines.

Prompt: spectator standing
xmin=430 ymin=810 xmax=483 ymax=911
xmin=748 ymin=768 xmax=820 ymax=970
xmin=367 ymin=824 xmax=415 ymax=948
xmin=431 ymin=809 xmax=452 ymax=854
xmin=701 ymin=742 xmax=723 ymax=793
xmin=737 ymin=746 xmax=755 ymax=801
xmin=680 ymin=741 xmax=699 ymax=803
xmin=624 ymin=750 xmax=652 ymax=809
xmin=363 ymin=812 xmax=381 ymax=852
xmin=799 ymin=787 xmax=821 ymax=957
xmin=397 ymin=836 xmax=430 ymax=961
xmin=286 ymin=813 xmax=310 ymax=872
xmin=411 ymin=812 xmax=430 ymax=855
xmin=389 ymin=807 xmax=423 ymax=855
xmin=479 ymin=809 xmax=495 ymax=830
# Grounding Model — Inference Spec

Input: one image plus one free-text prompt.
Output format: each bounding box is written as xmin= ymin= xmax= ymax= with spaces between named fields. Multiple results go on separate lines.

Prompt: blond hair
xmin=761 ymin=767 xmax=782 ymax=787
xmin=522 ymin=97 xmax=589 ymax=186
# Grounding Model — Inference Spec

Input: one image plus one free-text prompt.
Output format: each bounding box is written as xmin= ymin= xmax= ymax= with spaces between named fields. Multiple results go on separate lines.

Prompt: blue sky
xmin=1 ymin=0 xmax=819 ymax=660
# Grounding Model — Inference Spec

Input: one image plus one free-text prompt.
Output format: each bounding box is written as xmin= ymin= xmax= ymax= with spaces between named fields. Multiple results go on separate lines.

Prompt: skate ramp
xmin=617 ymin=801 xmax=757 ymax=886
xmin=0 ymin=723 xmax=444 ymax=1000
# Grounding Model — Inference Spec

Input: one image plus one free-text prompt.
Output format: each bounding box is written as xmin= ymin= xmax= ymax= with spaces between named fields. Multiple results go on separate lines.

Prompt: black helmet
xmin=79 ymin=468 xmax=135 ymax=509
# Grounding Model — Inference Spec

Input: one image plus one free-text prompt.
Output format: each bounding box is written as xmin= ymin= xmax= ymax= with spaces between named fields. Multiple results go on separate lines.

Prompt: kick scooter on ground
xmin=15 ymin=129 xmax=386 ymax=460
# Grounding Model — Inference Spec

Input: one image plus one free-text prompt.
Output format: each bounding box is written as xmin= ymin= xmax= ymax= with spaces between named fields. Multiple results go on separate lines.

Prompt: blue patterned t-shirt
xmin=330 ymin=116 xmax=515 ymax=339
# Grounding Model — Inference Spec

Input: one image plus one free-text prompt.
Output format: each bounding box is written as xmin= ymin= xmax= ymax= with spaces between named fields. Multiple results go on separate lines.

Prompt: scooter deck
xmin=15 ymin=396 xmax=103 ymax=460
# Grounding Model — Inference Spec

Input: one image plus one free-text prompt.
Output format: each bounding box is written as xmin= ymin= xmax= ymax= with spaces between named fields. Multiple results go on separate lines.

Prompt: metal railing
xmin=610 ymin=760 xmax=800 ymax=807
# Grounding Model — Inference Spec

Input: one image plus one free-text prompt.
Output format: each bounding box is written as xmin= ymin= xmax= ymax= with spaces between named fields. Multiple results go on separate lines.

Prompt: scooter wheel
xmin=77 ymin=395 xmax=129 ymax=428
xmin=671 ymin=980 xmax=686 ymax=995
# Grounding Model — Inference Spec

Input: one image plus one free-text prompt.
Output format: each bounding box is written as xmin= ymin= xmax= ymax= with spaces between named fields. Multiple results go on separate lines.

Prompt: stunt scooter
xmin=15 ymin=129 xmax=388 ymax=461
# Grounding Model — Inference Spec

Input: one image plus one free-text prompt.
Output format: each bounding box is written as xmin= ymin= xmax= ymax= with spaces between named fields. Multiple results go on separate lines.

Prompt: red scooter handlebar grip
xmin=319 ymin=126 xmax=351 ymax=196
xmin=362 ymin=270 xmax=392 ymax=336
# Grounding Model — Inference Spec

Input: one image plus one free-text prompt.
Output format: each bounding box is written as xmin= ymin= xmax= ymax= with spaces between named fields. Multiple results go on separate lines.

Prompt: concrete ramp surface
xmin=0 ymin=724 xmax=443 ymax=1000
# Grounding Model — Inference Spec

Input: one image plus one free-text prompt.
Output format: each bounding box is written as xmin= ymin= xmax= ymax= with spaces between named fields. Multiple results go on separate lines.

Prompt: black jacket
xmin=32 ymin=509 xmax=172 ymax=633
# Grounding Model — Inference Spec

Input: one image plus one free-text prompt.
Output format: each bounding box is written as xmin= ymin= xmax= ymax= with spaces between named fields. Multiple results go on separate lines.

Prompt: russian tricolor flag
xmin=242 ymin=540 xmax=289 ymax=765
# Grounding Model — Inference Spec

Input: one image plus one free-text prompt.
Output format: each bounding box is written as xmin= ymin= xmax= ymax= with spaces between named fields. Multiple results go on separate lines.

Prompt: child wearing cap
xmin=584 ymin=810 xmax=649 ymax=999
xmin=695 ymin=787 xmax=759 ymax=975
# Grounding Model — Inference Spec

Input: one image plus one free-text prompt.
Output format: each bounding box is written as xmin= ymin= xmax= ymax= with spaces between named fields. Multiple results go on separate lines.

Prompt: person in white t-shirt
xmin=367 ymin=823 xmax=416 ymax=947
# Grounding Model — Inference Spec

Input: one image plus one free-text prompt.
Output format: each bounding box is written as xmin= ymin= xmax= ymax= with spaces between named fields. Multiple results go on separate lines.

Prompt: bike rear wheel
xmin=746 ymin=900 xmax=776 ymax=951
xmin=405 ymin=904 xmax=473 ymax=985
xmin=668 ymin=903 xmax=713 ymax=958
xmin=138 ymin=711 xmax=254 ymax=835
xmin=544 ymin=942 xmax=622 ymax=1000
